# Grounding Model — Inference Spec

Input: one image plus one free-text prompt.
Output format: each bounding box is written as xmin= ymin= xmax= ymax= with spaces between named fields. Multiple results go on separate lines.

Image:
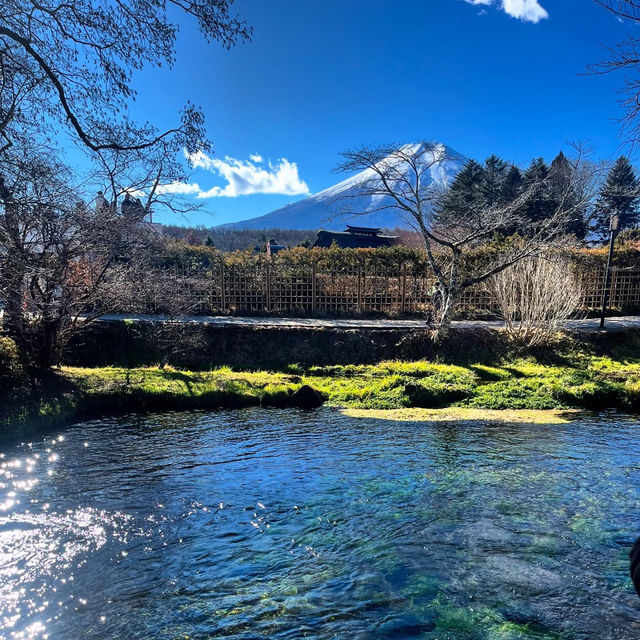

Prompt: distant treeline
xmin=160 ymin=225 xmax=423 ymax=252
xmin=161 ymin=226 xmax=316 ymax=251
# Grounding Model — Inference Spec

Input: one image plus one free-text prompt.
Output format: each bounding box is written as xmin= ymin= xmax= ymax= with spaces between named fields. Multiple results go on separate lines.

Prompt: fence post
xmin=610 ymin=266 xmax=618 ymax=309
xmin=219 ymin=262 xmax=226 ymax=312
xmin=311 ymin=262 xmax=317 ymax=313
xmin=401 ymin=263 xmax=407 ymax=314
xmin=357 ymin=264 xmax=363 ymax=314
xmin=266 ymin=262 xmax=272 ymax=312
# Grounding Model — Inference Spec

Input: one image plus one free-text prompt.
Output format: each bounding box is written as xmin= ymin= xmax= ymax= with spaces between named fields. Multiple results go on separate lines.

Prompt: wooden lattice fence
xmin=130 ymin=255 xmax=640 ymax=318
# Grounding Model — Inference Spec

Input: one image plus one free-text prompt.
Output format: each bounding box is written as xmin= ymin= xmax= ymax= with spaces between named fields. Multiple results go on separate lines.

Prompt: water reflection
xmin=0 ymin=409 xmax=639 ymax=639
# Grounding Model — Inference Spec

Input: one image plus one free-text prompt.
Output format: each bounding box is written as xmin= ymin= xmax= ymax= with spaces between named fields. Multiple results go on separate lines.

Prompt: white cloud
xmin=249 ymin=154 xmax=263 ymax=163
xmin=501 ymin=0 xmax=548 ymax=22
xmin=465 ymin=0 xmax=548 ymax=23
xmin=186 ymin=151 xmax=310 ymax=198
xmin=156 ymin=182 xmax=202 ymax=195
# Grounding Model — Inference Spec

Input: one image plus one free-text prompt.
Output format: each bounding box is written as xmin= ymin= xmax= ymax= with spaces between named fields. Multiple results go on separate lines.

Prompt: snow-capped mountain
xmin=218 ymin=142 xmax=467 ymax=231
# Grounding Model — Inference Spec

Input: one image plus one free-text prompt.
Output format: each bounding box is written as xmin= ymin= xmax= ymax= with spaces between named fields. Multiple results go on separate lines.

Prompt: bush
xmin=0 ymin=337 xmax=24 ymax=387
xmin=490 ymin=256 xmax=583 ymax=347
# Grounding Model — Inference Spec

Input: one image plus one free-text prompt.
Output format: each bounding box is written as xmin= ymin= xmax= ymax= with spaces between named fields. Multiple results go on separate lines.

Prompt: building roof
xmin=344 ymin=225 xmax=385 ymax=236
xmin=311 ymin=226 xmax=399 ymax=249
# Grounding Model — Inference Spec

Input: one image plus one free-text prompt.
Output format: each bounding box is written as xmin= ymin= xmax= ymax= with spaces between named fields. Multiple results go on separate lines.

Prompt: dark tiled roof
xmin=312 ymin=227 xmax=399 ymax=249
xmin=344 ymin=225 xmax=384 ymax=235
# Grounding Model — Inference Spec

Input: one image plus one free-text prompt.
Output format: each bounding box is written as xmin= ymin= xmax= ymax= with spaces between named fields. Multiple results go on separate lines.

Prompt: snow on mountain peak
xmin=218 ymin=141 xmax=467 ymax=231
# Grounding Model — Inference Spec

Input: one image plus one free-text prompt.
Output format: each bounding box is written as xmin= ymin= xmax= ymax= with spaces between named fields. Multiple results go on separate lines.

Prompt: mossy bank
xmin=4 ymin=332 xmax=640 ymax=441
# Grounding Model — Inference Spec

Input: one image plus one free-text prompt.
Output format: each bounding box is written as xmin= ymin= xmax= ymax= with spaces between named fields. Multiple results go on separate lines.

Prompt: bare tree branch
xmin=335 ymin=142 xmax=599 ymax=341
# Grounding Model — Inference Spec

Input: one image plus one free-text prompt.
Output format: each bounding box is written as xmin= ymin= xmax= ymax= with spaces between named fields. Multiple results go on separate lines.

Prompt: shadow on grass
xmin=148 ymin=369 xmax=197 ymax=397
xmin=500 ymin=366 xmax=527 ymax=379
xmin=468 ymin=365 xmax=510 ymax=382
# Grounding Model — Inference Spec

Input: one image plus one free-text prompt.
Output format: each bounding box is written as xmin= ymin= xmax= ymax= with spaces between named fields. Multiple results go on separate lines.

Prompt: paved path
xmin=97 ymin=313 xmax=640 ymax=332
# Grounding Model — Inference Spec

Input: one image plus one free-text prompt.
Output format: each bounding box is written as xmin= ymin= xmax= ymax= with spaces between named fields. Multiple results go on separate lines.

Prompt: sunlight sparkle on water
xmin=0 ymin=410 xmax=639 ymax=639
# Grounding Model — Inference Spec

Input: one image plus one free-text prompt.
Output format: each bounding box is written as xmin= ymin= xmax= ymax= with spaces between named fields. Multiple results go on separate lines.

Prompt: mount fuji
xmin=217 ymin=142 xmax=467 ymax=231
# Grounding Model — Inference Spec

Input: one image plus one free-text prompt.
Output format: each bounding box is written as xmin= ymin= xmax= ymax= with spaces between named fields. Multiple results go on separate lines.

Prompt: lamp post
xmin=600 ymin=213 xmax=620 ymax=329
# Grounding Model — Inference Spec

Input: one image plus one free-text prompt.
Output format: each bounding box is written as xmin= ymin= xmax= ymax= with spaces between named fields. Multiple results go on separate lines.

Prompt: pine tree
xmin=481 ymin=155 xmax=508 ymax=206
xmin=549 ymin=151 xmax=587 ymax=239
xmin=435 ymin=159 xmax=485 ymax=226
xmin=521 ymin=158 xmax=552 ymax=233
xmin=594 ymin=156 xmax=640 ymax=242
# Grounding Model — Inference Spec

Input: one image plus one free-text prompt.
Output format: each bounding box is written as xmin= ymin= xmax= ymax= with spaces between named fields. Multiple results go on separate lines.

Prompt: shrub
xmin=490 ymin=256 xmax=583 ymax=347
xmin=0 ymin=337 xmax=24 ymax=387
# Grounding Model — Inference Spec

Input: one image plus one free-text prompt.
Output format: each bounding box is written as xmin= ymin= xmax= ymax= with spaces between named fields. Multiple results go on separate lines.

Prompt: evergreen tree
xmin=481 ymin=155 xmax=508 ymax=206
xmin=594 ymin=156 xmax=640 ymax=241
xmin=437 ymin=153 xmax=588 ymax=240
xmin=437 ymin=156 xmax=523 ymax=236
xmin=521 ymin=158 xmax=552 ymax=232
xmin=500 ymin=165 xmax=524 ymax=205
xmin=498 ymin=165 xmax=524 ymax=234
xmin=435 ymin=159 xmax=485 ymax=226
xmin=549 ymin=151 xmax=587 ymax=239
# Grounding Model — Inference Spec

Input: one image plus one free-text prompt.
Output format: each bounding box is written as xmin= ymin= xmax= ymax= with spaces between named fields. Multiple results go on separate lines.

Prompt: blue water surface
xmin=1 ymin=408 xmax=639 ymax=639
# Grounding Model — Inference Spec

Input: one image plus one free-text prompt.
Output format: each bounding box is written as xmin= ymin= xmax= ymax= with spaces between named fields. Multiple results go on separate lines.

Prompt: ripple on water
xmin=0 ymin=408 xmax=640 ymax=639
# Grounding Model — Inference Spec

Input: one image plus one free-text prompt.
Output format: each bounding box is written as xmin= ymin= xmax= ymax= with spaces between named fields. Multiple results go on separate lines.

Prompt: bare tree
xmin=589 ymin=1 xmax=640 ymax=145
xmin=336 ymin=142 xmax=597 ymax=341
xmin=0 ymin=0 xmax=250 ymax=154
xmin=0 ymin=144 xmax=159 ymax=371
xmin=489 ymin=255 xmax=584 ymax=347
xmin=116 ymin=258 xmax=212 ymax=367
xmin=90 ymin=135 xmax=206 ymax=224
xmin=0 ymin=1 xmax=252 ymax=372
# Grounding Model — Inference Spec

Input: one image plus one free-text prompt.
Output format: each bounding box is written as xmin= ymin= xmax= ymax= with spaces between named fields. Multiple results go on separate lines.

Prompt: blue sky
xmin=121 ymin=0 xmax=632 ymax=227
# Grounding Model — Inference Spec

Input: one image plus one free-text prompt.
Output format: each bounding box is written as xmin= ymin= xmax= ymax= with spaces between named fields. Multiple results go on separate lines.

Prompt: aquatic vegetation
xmin=1 ymin=409 xmax=638 ymax=638
xmin=341 ymin=408 xmax=578 ymax=424
xmin=464 ymin=378 xmax=560 ymax=410
xmin=401 ymin=574 xmax=442 ymax=602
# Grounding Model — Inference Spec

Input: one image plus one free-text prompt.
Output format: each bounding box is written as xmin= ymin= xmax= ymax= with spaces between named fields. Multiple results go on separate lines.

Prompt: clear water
xmin=1 ymin=408 xmax=640 ymax=639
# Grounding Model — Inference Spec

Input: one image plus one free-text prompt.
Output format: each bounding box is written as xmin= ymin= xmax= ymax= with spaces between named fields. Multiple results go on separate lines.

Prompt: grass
xmin=0 ymin=366 xmax=315 ymax=441
xmin=3 ymin=331 xmax=640 ymax=439
xmin=298 ymin=354 xmax=640 ymax=412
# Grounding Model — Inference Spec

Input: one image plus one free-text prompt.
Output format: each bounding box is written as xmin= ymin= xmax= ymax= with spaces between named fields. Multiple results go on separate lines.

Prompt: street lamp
xmin=600 ymin=213 xmax=620 ymax=329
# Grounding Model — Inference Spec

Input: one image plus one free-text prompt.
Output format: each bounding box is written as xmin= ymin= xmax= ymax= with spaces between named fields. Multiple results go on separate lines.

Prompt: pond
xmin=1 ymin=408 xmax=640 ymax=639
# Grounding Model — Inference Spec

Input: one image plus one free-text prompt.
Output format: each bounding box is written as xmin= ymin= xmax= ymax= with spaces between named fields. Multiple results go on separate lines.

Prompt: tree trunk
xmin=37 ymin=318 xmax=62 ymax=369
xmin=432 ymin=291 xmax=456 ymax=343
xmin=3 ymin=266 xmax=29 ymax=358
xmin=431 ymin=248 xmax=460 ymax=343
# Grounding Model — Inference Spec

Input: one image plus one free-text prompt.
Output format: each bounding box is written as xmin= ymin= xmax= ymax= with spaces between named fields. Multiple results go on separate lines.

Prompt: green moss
xmin=405 ymin=378 xmax=474 ymax=408
xmin=0 ymin=367 xmax=317 ymax=441
xmin=304 ymin=373 xmax=409 ymax=409
xmin=465 ymin=378 xmax=561 ymax=410
xmin=4 ymin=331 xmax=640 ymax=437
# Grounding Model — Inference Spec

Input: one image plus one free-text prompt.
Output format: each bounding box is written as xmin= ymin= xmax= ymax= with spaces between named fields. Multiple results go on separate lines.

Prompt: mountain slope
xmin=218 ymin=142 xmax=467 ymax=231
